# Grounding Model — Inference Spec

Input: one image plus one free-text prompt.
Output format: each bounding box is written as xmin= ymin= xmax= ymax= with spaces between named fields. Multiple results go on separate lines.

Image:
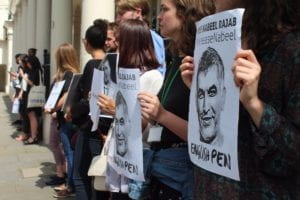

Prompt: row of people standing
xmin=99 ymin=0 xmax=300 ymax=199
xmin=40 ymin=0 xmax=300 ymax=199
xmin=11 ymin=49 xmax=43 ymax=145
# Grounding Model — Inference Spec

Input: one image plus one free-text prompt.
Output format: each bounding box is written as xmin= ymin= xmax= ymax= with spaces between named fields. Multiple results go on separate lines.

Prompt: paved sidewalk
xmin=0 ymin=93 xmax=74 ymax=200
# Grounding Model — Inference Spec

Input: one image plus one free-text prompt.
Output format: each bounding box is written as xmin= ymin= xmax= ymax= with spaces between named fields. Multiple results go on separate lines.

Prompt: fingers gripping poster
xmin=188 ymin=9 xmax=244 ymax=181
xmin=108 ymin=68 xmax=144 ymax=181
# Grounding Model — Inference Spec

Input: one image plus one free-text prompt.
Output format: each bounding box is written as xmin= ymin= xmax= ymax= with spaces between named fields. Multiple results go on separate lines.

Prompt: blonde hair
xmin=55 ymin=43 xmax=80 ymax=81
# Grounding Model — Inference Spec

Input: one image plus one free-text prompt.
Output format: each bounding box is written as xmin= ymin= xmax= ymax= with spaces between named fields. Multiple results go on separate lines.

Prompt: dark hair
xmin=27 ymin=56 xmax=42 ymax=72
xmin=118 ymin=19 xmax=160 ymax=70
xmin=168 ymin=0 xmax=215 ymax=56
xmin=242 ymin=0 xmax=300 ymax=54
xmin=15 ymin=53 xmax=21 ymax=59
xmin=85 ymin=19 xmax=108 ymax=49
xmin=197 ymin=47 xmax=224 ymax=81
xmin=28 ymin=48 xmax=37 ymax=56
xmin=116 ymin=91 xmax=128 ymax=116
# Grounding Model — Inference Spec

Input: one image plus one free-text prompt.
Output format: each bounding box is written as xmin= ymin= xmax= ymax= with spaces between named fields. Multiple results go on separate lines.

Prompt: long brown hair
xmin=55 ymin=43 xmax=80 ymax=81
xmin=168 ymin=0 xmax=215 ymax=56
xmin=118 ymin=19 xmax=160 ymax=70
xmin=242 ymin=0 xmax=300 ymax=54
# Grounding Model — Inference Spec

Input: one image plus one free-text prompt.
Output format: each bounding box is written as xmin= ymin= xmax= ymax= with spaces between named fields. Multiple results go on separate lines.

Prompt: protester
xmin=14 ymin=55 xmax=31 ymax=141
xmin=99 ymin=18 xmax=163 ymax=200
xmin=105 ymin=22 xmax=118 ymax=53
xmin=180 ymin=0 xmax=300 ymax=199
xmin=20 ymin=56 xmax=43 ymax=145
xmin=69 ymin=19 xmax=111 ymax=200
xmin=137 ymin=0 xmax=214 ymax=199
xmin=116 ymin=0 xmax=166 ymax=77
xmin=44 ymin=43 xmax=80 ymax=194
xmin=10 ymin=54 xmax=24 ymax=128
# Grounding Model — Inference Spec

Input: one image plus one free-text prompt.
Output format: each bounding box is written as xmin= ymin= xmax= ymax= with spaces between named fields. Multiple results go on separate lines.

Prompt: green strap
xmin=161 ymin=67 xmax=180 ymax=105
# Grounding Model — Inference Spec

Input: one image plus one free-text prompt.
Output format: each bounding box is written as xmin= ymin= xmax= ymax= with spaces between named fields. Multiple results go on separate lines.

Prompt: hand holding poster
xmin=98 ymin=53 xmax=118 ymax=118
xmin=108 ymin=68 xmax=144 ymax=181
xmin=90 ymin=69 xmax=104 ymax=132
xmin=44 ymin=80 xmax=65 ymax=110
xmin=188 ymin=9 xmax=244 ymax=181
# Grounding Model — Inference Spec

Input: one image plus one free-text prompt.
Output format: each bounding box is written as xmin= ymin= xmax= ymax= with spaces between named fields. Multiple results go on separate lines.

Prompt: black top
xmin=56 ymin=71 xmax=74 ymax=126
xmin=152 ymin=55 xmax=190 ymax=148
xmin=71 ymin=59 xmax=112 ymax=134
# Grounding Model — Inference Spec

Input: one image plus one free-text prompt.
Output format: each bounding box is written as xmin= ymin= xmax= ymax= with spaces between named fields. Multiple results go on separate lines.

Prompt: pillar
xmin=80 ymin=0 xmax=115 ymax=67
xmin=26 ymin=0 xmax=36 ymax=50
xmin=35 ymin=0 xmax=51 ymax=63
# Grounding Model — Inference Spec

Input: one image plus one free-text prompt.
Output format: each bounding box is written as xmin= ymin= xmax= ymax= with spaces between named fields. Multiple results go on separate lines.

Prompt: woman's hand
xmin=233 ymin=50 xmax=261 ymax=107
xmin=138 ymin=92 xmax=166 ymax=122
xmin=97 ymin=94 xmax=116 ymax=115
xmin=64 ymin=106 xmax=72 ymax=122
xmin=180 ymin=56 xmax=194 ymax=89
xmin=233 ymin=49 xmax=264 ymax=127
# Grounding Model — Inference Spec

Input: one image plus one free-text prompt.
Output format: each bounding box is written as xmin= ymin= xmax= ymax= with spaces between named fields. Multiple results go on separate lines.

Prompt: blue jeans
xmin=60 ymin=123 xmax=74 ymax=188
xmin=129 ymin=147 xmax=193 ymax=200
xmin=73 ymin=131 xmax=110 ymax=200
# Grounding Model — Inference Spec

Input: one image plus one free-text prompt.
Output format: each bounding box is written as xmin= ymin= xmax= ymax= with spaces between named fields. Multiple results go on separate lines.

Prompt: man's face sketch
xmin=101 ymin=60 xmax=111 ymax=86
xmin=115 ymin=91 xmax=128 ymax=157
xmin=196 ymin=47 xmax=226 ymax=144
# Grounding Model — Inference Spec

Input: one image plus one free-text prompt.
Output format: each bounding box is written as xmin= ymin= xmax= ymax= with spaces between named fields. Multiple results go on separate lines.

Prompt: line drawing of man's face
xmin=115 ymin=91 xmax=128 ymax=157
xmin=196 ymin=47 xmax=226 ymax=145
xmin=101 ymin=59 xmax=111 ymax=86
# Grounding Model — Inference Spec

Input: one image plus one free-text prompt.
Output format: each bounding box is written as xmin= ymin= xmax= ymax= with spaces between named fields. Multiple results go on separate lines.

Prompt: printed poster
xmin=108 ymin=68 xmax=144 ymax=181
xmin=188 ymin=9 xmax=244 ymax=181
xmin=98 ymin=53 xmax=118 ymax=98
xmin=44 ymin=80 xmax=65 ymax=109
xmin=90 ymin=69 xmax=104 ymax=132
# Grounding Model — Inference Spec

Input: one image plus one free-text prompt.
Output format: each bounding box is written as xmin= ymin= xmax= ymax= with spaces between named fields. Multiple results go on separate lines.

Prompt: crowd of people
xmin=8 ymin=0 xmax=300 ymax=199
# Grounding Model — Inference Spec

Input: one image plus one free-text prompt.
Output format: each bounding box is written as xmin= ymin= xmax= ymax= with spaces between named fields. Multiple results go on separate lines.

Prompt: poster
xmin=62 ymin=73 xmax=82 ymax=113
xmin=90 ymin=69 xmax=104 ymax=132
xmin=44 ymin=80 xmax=65 ymax=109
xmin=188 ymin=9 xmax=244 ymax=181
xmin=12 ymin=98 xmax=20 ymax=114
xmin=98 ymin=53 xmax=118 ymax=98
xmin=108 ymin=68 xmax=144 ymax=181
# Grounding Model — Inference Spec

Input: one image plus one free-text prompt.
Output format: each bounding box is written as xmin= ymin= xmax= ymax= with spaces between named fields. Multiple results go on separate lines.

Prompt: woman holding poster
xmin=69 ymin=19 xmax=111 ymax=200
xmin=181 ymin=0 xmax=300 ymax=199
xmin=45 ymin=43 xmax=80 ymax=197
xmin=137 ymin=0 xmax=214 ymax=199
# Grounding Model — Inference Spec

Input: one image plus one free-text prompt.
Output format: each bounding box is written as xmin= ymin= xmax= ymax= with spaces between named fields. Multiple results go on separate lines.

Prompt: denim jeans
xmin=73 ymin=131 xmax=110 ymax=200
xmin=129 ymin=147 xmax=193 ymax=200
xmin=60 ymin=123 xmax=74 ymax=188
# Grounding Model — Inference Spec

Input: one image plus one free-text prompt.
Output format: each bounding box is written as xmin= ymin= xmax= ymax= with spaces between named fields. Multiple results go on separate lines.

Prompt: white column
xmin=4 ymin=21 xmax=14 ymax=94
xmin=35 ymin=0 xmax=51 ymax=63
xmin=80 ymin=0 xmax=115 ymax=67
xmin=50 ymin=0 xmax=72 ymax=78
xmin=26 ymin=0 xmax=36 ymax=50
xmin=21 ymin=0 xmax=28 ymax=53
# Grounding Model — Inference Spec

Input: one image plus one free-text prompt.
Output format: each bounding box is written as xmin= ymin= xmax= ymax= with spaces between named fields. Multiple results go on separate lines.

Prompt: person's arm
xmin=22 ymin=74 xmax=34 ymax=86
xmin=138 ymin=92 xmax=188 ymax=141
xmin=97 ymin=93 xmax=115 ymax=115
xmin=233 ymin=48 xmax=300 ymax=172
xmin=233 ymin=50 xmax=263 ymax=127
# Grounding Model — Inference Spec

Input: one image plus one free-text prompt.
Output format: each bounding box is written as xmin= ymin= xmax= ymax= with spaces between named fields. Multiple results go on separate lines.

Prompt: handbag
xmin=27 ymin=71 xmax=46 ymax=108
xmin=88 ymin=126 xmax=113 ymax=191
